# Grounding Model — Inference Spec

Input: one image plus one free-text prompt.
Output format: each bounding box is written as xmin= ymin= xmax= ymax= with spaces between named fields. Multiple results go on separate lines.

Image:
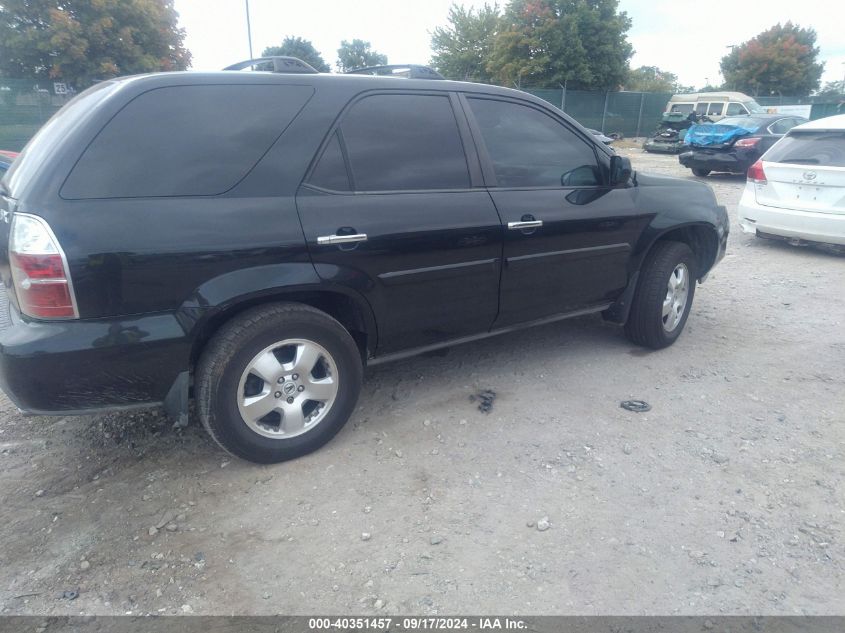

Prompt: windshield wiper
xmin=779 ymin=157 xmax=820 ymax=164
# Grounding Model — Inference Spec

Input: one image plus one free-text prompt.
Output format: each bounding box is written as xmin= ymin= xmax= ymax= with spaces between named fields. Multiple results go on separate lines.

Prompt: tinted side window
xmin=726 ymin=103 xmax=746 ymax=116
xmin=62 ymin=84 xmax=313 ymax=199
xmin=467 ymin=97 xmax=600 ymax=188
xmin=695 ymin=102 xmax=709 ymax=115
xmin=309 ymin=131 xmax=350 ymax=191
xmin=670 ymin=103 xmax=694 ymax=114
xmin=339 ymin=94 xmax=469 ymax=191
xmin=708 ymin=103 xmax=725 ymax=116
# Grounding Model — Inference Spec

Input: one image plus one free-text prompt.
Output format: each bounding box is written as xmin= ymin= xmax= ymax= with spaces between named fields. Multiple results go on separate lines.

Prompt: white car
xmin=737 ymin=114 xmax=845 ymax=245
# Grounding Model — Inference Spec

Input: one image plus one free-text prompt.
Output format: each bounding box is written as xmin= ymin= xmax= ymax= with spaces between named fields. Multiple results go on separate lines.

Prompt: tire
xmin=692 ymin=168 xmax=711 ymax=177
xmin=625 ymin=241 xmax=697 ymax=350
xmin=196 ymin=303 xmax=363 ymax=464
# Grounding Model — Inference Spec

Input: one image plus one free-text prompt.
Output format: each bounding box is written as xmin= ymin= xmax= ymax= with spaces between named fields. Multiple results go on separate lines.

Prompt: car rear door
xmin=296 ymin=91 xmax=503 ymax=354
xmin=461 ymin=94 xmax=649 ymax=328
xmin=756 ymin=128 xmax=845 ymax=214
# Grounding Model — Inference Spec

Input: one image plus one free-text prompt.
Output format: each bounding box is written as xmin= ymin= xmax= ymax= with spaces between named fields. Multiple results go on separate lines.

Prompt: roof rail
xmin=223 ymin=57 xmax=319 ymax=74
xmin=345 ymin=65 xmax=445 ymax=80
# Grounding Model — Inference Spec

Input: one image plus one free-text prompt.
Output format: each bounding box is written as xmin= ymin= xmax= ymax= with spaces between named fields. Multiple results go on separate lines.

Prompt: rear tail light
xmin=735 ymin=137 xmax=761 ymax=148
xmin=9 ymin=213 xmax=78 ymax=319
xmin=747 ymin=160 xmax=767 ymax=184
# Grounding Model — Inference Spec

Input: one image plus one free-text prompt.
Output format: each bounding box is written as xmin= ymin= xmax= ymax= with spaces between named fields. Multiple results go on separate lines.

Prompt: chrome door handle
xmin=317 ymin=233 xmax=368 ymax=245
xmin=507 ymin=220 xmax=543 ymax=230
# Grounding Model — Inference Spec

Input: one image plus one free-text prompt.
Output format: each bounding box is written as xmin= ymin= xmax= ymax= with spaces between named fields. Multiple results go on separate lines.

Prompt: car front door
xmin=296 ymin=91 xmax=503 ymax=354
xmin=461 ymin=94 xmax=651 ymax=328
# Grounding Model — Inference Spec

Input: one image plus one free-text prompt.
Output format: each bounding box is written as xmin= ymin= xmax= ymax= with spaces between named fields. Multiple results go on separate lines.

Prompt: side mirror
xmin=610 ymin=155 xmax=632 ymax=186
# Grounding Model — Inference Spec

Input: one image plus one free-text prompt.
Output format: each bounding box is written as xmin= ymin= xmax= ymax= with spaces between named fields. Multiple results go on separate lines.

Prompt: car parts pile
xmin=643 ymin=113 xmax=698 ymax=154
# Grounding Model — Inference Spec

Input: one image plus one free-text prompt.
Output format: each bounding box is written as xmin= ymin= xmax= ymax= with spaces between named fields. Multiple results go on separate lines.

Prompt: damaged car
xmin=679 ymin=114 xmax=806 ymax=177
xmin=643 ymin=112 xmax=702 ymax=154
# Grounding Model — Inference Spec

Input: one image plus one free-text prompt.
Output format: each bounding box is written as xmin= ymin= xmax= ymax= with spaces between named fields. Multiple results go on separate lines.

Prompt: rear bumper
xmin=0 ymin=292 xmax=191 ymax=414
xmin=679 ymin=149 xmax=756 ymax=173
xmin=737 ymin=186 xmax=845 ymax=246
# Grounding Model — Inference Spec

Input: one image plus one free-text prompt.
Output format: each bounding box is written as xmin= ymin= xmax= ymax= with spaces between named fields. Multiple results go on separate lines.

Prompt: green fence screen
xmin=524 ymin=88 xmax=674 ymax=137
xmin=523 ymin=87 xmax=843 ymax=138
xmin=0 ymin=79 xmax=74 ymax=151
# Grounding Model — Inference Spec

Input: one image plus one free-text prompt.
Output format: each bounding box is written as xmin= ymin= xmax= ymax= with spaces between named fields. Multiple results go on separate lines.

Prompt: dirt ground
xmin=1 ymin=145 xmax=843 ymax=617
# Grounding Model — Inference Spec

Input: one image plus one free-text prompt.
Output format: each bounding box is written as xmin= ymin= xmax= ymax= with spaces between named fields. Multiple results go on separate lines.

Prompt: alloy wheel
xmin=236 ymin=339 xmax=339 ymax=439
xmin=662 ymin=263 xmax=690 ymax=332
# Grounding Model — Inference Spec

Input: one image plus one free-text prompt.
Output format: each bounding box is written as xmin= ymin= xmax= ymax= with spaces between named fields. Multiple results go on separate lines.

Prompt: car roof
xmin=791 ymin=114 xmax=845 ymax=131
xmin=714 ymin=114 xmax=791 ymax=130
xmin=669 ymin=92 xmax=754 ymax=102
xmin=106 ymin=70 xmax=543 ymax=101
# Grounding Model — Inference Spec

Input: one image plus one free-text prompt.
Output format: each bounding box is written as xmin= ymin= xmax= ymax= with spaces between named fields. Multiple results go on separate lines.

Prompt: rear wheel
xmin=197 ymin=303 xmax=363 ymax=464
xmin=692 ymin=168 xmax=710 ymax=177
xmin=625 ymin=241 xmax=697 ymax=349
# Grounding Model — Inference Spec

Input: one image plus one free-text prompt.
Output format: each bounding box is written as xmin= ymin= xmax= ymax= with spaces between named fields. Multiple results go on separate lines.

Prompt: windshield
xmin=744 ymin=100 xmax=766 ymax=114
xmin=764 ymin=131 xmax=845 ymax=167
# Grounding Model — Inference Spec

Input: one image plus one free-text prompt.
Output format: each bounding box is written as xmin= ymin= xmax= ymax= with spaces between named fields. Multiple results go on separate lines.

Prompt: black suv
xmin=0 ymin=59 xmax=728 ymax=463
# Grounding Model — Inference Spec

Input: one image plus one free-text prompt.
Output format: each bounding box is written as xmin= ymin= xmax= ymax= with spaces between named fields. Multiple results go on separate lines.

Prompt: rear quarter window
xmin=61 ymin=84 xmax=314 ymax=199
xmin=4 ymin=80 xmax=119 ymax=196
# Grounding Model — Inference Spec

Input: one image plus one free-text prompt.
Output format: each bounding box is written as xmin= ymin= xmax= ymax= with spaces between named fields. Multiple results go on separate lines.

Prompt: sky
xmin=174 ymin=0 xmax=845 ymax=90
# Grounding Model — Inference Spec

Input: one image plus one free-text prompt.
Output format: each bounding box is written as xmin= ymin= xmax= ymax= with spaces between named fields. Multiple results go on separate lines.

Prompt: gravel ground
xmin=0 ymin=146 xmax=843 ymax=616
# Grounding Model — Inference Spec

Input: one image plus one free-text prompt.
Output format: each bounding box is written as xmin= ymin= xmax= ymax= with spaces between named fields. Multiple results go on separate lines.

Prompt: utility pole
xmin=245 ymin=0 xmax=254 ymax=59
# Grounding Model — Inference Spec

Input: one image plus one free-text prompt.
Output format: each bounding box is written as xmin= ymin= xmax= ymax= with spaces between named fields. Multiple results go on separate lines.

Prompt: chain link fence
xmin=0 ymin=79 xmax=76 ymax=151
xmin=522 ymin=88 xmax=673 ymax=137
xmin=524 ymin=87 xmax=844 ymax=138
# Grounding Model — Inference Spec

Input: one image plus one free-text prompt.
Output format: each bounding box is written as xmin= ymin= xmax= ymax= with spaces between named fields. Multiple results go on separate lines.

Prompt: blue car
xmin=679 ymin=115 xmax=805 ymax=177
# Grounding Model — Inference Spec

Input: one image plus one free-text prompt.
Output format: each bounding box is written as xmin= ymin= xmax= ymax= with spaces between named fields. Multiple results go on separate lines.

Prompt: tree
xmin=336 ymin=39 xmax=387 ymax=72
xmin=263 ymin=37 xmax=330 ymax=72
xmin=815 ymin=80 xmax=844 ymax=99
xmin=430 ymin=3 xmax=501 ymax=83
xmin=487 ymin=0 xmax=632 ymax=89
xmin=0 ymin=0 xmax=190 ymax=89
xmin=698 ymin=83 xmax=724 ymax=92
xmin=720 ymin=23 xmax=824 ymax=96
xmin=625 ymin=66 xmax=680 ymax=93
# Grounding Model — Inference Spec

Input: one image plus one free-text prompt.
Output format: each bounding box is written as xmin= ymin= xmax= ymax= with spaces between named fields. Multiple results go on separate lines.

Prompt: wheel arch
xmin=604 ymin=222 xmax=719 ymax=325
xmin=638 ymin=222 xmax=720 ymax=280
xmin=183 ymin=285 xmax=378 ymax=369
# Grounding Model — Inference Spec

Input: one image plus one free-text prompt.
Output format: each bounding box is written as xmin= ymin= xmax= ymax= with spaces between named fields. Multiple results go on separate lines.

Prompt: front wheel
xmin=692 ymin=168 xmax=711 ymax=177
xmin=196 ymin=303 xmax=363 ymax=464
xmin=625 ymin=241 xmax=697 ymax=349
